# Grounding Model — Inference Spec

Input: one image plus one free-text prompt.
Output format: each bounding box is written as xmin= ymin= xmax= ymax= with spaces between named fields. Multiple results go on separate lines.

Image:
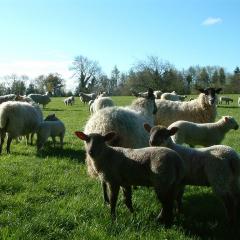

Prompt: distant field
xmin=0 ymin=95 xmax=239 ymax=240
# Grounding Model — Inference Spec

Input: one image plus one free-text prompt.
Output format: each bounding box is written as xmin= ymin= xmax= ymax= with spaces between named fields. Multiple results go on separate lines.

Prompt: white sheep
xmin=89 ymin=97 xmax=114 ymax=114
xmin=27 ymin=93 xmax=51 ymax=108
xmin=154 ymin=90 xmax=163 ymax=99
xmin=161 ymin=92 xmax=186 ymax=101
xmin=168 ymin=116 xmax=239 ymax=147
xmin=219 ymin=96 xmax=233 ymax=105
xmin=144 ymin=124 xmax=240 ymax=224
xmin=79 ymin=92 xmax=96 ymax=104
xmin=64 ymin=96 xmax=74 ymax=106
xmin=37 ymin=114 xmax=65 ymax=151
xmin=0 ymin=94 xmax=16 ymax=104
xmin=155 ymin=88 xmax=222 ymax=127
xmin=0 ymin=101 xmax=43 ymax=153
xmin=75 ymin=131 xmax=185 ymax=225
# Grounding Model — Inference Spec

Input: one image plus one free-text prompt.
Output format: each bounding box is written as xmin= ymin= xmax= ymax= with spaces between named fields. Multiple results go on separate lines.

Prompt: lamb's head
xmin=131 ymin=88 xmax=157 ymax=115
xmin=198 ymin=87 xmax=222 ymax=106
xmin=144 ymin=123 xmax=178 ymax=147
xmin=75 ymin=131 xmax=116 ymax=158
xmin=45 ymin=113 xmax=59 ymax=121
xmin=223 ymin=116 xmax=239 ymax=130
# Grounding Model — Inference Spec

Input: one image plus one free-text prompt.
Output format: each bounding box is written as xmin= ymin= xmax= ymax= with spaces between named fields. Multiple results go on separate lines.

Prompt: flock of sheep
xmin=0 ymin=88 xmax=240 ymax=228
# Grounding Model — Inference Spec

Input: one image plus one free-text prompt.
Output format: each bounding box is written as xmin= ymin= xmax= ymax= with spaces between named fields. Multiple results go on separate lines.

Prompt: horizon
xmin=0 ymin=0 xmax=239 ymax=91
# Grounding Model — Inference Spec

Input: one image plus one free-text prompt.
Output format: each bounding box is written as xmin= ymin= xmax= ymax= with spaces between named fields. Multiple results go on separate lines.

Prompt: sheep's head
xmin=198 ymin=87 xmax=222 ymax=105
xmin=75 ymin=131 xmax=116 ymax=158
xmin=223 ymin=116 xmax=239 ymax=130
xmin=45 ymin=113 xmax=59 ymax=121
xmin=144 ymin=123 xmax=178 ymax=147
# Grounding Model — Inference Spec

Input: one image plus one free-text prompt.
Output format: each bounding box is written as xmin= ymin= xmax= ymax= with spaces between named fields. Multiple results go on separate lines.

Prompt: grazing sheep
xmin=37 ymin=114 xmax=65 ymax=151
xmin=27 ymin=93 xmax=51 ymax=108
xmin=155 ymin=88 xmax=222 ymax=127
xmin=79 ymin=92 xmax=96 ymax=104
xmin=75 ymin=131 xmax=185 ymax=225
xmin=160 ymin=92 xmax=185 ymax=101
xmin=0 ymin=94 xmax=16 ymax=104
xmin=144 ymin=124 xmax=240 ymax=224
xmin=90 ymin=97 xmax=114 ymax=114
xmin=168 ymin=116 xmax=239 ymax=147
xmin=0 ymin=101 xmax=43 ymax=153
xmin=219 ymin=96 xmax=233 ymax=105
xmin=64 ymin=96 xmax=74 ymax=106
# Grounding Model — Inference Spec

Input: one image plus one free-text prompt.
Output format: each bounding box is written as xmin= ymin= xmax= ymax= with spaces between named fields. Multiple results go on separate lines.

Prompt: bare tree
xmin=70 ymin=55 xmax=102 ymax=93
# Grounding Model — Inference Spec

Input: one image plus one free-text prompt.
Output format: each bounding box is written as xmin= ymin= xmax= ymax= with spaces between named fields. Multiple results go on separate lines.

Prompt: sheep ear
xmin=147 ymin=88 xmax=154 ymax=98
xmin=216 ymin=88 xmax=222 ymax=94
xmin=75 ymin=131 xmax=89 ymax=141
xmin=169 ymin=127 xmax=178 ymax=136
xmin=224 ymin=116 xmax=229 ymax=122
xmin=104 ymin=132 xmax=116 ymax=142
xmin=143 ymin=123 xmax=152 ymax=133
xmin=198 ymin=88 xmax=205 ymax=93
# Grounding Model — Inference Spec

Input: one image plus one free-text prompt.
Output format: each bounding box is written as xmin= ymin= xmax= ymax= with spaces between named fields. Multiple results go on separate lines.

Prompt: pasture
xmin=0 ymin=95 xmax=239 ymax=240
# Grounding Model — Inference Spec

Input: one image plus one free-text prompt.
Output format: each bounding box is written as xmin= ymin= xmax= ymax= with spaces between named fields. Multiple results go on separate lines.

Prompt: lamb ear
xmin=75 ymin=131 xmax=89 ymax=141
xmin=143 ymin=123 xmax=152 ymax=133
xmin=216 ymin=88 xmax=222 ymax=94
xmin=104 ymin=132 xmax=116 ymax=142
xmin=224 ymin=116 xmax=229 ymax=122
xmin=169 ymin=127 xmax=178 ymax=136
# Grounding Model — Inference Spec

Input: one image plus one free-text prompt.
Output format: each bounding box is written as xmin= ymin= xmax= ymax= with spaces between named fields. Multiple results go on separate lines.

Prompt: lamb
xmin=75 ymin=131 xmax=185 ymax=225
xmin=0 ymin=101 xmax=43 ymax=153
xmin=37 ymin=114 xmax=65 ymax=151
xmin=27 ymin=93 xmax=51 ymax=108
xmin=219 ymin=96 xmax=233 ymax=105
xmin=155 ymin=88 xmax=222 ymax=127
xmin=0 ymin=94 xmax=16 ymax=104
xmin=168 ymin=116 xmax=239 ymax=147
xmin=144 ymin=124 xmax=240 ymax=224
xmin=79 ymin=92 xmax=96 ymax=104
xmin=64 ymin=96 xmax=75 ymax=106
xmin=89 ymin=97 xmax=115 ymax=114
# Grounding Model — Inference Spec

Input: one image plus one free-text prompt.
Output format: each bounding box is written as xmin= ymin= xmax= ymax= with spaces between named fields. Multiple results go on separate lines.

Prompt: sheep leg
xmin=6 ymin=136 xmax=13 ymax=154
xmin=122 ymin=186 xmax=134 ymax=213
xmin=222 ymin=193 xmax=237 ymax=225
xmin=30 ymin=133 xmax=34 ymax=145
xmin=176 ymin=185 xmax=185 ymax=213
xmin=0 ymin=131 xmax=6 ymax=154
xmin=102 ymin=181 xmax=110 ymax=204
xmin=108 ymin=183 xmax=120 ymax=220
xmin=59 ymin=134 xmax=64 ymax=149
xmin=52 ymin=136 xmax=56 ymax=147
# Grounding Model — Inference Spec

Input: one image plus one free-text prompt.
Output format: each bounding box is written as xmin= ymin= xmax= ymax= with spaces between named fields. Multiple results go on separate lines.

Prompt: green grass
xmin=0 ymin=96 xmax=239 ymax=240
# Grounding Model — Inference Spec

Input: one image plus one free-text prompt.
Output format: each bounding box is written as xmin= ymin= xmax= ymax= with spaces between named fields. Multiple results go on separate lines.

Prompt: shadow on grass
xmin=217 ymin=105 xmax=239 ymax=109
xmin=36 ymin=143 xmax=86 ymax=163
xmin=178 ymin=192 xmax=240 ymax=240
xmin=44 ymin=108 xmax=64 ymax=111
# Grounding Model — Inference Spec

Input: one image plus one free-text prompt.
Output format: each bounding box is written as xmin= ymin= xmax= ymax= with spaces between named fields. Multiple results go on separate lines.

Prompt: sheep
xmin=0 ymin=101 xmax=43 ymax=153
xmin=27 ymin=93 xmax=51 ymax=108
xmin=219 ymin=96 xmax=233 ymax=105
xmin=64 ymin=96 xmax=74 ymax=106
xmin=154 ymin=90 xmax=163 ymax=99
xmin=97 ymin=91 xmax=107 ymax=98
xmin=144 ymin=124 xmax=240 ymax=225
xmin=37 ymin=114 xmax=65 ymax=151
xmin=168 ymin=116 xmax=239 ymax=147
xmin=75 ymin=131 xmax=185 ymax=225
xmin=79 ymin=92 xmax=96 ymax=104
xmin=155 ymin=88 xmax=222 ymax=127
xmin=89 ymin=97 xmax=115 ymax=114
xmin=161 ymin=92 xmax=186 ymax=101
xmin=0 ymin=94 xmax=16 ymax=104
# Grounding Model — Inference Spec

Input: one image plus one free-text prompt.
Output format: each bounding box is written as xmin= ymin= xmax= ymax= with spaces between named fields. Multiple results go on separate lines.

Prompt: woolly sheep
xmin=0 ymin=101 xmax=43 ymax=153
xmin=154 ymin=90 xmax=163 ymax=99
xmin=79 ymin=92 xmax=96 ymax=104
xmin=219 ymin=96 xmax=233 ymax=105
xmin=0 ymin=94 xmax=16 ymax=104
xmin=90 ymin=97 xmax=115 ymax=114
xmin=75 ymin=131 xmax=185 ymax=225
xmin=144 ymin=124 xmax=240 ymax=224
xmin=64 ymin=96 xmax=74 ymax=106
xmin=28 ymin=93 xmax=51 ymax=108
xmin=37 ymin=114 xmax=65 ymax=151
xmin=168 ymin=116 xmax=239 ymax=147
xmin=155 ymin=88 xmax=222 ymax=127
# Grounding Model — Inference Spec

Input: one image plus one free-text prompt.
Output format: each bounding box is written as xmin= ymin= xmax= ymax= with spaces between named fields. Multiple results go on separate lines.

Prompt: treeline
xmin=0 ymin=55 xmax=240 ymax=96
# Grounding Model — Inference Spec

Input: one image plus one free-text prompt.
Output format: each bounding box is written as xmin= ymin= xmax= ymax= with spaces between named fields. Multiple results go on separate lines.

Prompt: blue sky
xmin=0 ymin=0 xmax=239 ymax=90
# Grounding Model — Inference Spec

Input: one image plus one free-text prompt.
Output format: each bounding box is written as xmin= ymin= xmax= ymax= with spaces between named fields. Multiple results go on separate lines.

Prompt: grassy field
xmin=0 ymin=95 xmax=239 ymax=240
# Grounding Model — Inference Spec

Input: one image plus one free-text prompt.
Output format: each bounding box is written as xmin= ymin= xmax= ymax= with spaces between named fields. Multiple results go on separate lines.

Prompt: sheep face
xmin=75 ymin=131 xmax=115 ymax=158
xmin=224 ymin=116 xmax=239 ymax=130
xmin=198 ymin=87 xmax=222 ymax=105
xmin=146 ymin=88 xmax=157 ymax=114
xmin=45 ymin=114 xmax=59 ymax=121
xmin=144 ymin=124 xmax=178 ymax=147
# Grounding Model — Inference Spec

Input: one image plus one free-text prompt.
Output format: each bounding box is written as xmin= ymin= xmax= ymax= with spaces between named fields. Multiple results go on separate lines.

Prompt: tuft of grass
xmin=0 ymin=95 xmax=239 ymax=239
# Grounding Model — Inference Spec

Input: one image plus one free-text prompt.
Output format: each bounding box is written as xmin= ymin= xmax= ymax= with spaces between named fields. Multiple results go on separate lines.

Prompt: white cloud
xmin=202 ymin=17 xmax=222 ymax=26
xmin=0 ymin=60 xmax=77 ymax=91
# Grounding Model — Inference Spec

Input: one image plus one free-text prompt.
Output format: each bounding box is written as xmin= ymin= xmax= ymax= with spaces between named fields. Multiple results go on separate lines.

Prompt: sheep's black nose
xmin=235 ymin=125 xmax=239 ymax=130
